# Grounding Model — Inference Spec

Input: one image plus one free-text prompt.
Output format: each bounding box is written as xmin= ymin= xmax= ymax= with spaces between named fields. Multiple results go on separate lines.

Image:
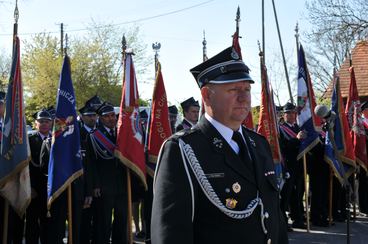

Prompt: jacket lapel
xmin=196 ymin=117 xmax=256 ymax=185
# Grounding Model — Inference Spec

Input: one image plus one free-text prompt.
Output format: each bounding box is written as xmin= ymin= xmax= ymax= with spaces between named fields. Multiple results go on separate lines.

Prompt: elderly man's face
xmin=81 ymin=114 xmax=98 ymax=128
xmin=184 ymin=106 xmax=199 ymax=124
xmin=283 ymin=111 xmax=296 ymax=124
xmin=99 ymin=112 xmax=117 ymax=129
xmin=36 ymin=119 xmax=52 ymax=135
xmin=202 ymin=81 xmax=251 ymax=130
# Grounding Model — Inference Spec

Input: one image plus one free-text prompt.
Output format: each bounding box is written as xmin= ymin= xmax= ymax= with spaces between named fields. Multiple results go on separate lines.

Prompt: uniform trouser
xmin=309 ymin=159 xmax=329 ymax=222
xmin=144 ymin=177 xmax=153 ymax=239
xmin=25 ymin=194 xmax=48 ymax=244
xmin=281 ymin=161 xmax=304 ymax=223
xmin=332 ymin=177 xmax=347 ymax=220
xmin=47 ymin=186 xmax=84 ymax=244
xmin=80 ymin=203 xmax=94 ymax=244
xmin=0 ymin=197 xmax=24 ymax=244
xmin=94 ymin=194 xmax=128 ymax=244
xmin=358 ymin=170 xmax=368 ymax=214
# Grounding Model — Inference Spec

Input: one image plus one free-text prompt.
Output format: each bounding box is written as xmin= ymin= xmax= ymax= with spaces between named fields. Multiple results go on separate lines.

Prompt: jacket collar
xmin=196 ymin=116 xmax=256 ymax=185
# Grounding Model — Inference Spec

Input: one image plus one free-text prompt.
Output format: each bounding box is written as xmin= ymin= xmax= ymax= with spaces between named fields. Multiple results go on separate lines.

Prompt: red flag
xmin=232 ymin=31 xmax=254 ymax=129
xmin=257 ymin=61 xmax=282 ymax=164
xmin=115 ymin=53 xmax=146 ymax=189
xmin=335 ymin=74 xmax=355 ymax=166
xmin=345 ymin=66 xmax=367 ymax=171
xmin=232 ymin=31 xmax=242 ymax=60
xmin=147 ymin=62 xmax=172 ymax=177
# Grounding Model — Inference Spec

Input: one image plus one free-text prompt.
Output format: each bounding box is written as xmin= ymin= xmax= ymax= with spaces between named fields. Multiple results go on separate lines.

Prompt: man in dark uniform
xmin=152 ymin=46 xmax=288 ymax=244
xmin=308 ymin=122 xmax=329 ymax=227
xmin=78 ymin=99 xmax=99 ymax=244
xmin=175 ymin=97 xmax=199 ymax=132
xmin=168 ymin=105 xmax=178 ymax=133
xmin=86 ymin=102 xmax=128 ymax=244
xmin=359 ymin=101 xmax=368 ymax=215
xmin=26 ymin=109 xmax=53 ymax=244
xmin=279 ymin=103 xmax=306 ymax=229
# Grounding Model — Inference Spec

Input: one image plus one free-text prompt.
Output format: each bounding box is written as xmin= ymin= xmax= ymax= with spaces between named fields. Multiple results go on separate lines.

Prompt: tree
xmin=21 ymin=22 xmax=150 ymax=123
xmin=0 ymin=50 xmax=11 ymax=91
xmin=305 ymin=0 xmax=368 ymax=94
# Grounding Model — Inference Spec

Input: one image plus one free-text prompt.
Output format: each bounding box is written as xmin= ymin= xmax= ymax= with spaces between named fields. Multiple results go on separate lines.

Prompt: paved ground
xmin=288 ymin=215 xmax=368 ymax=244
xmin=133 ymin=215 xmax=368 ymax=244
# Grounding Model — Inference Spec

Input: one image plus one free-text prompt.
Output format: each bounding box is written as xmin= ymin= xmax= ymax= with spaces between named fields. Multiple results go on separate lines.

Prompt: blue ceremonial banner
xmin=0 ymin=36 xmax=31 ymax=216
xmin=47 ymin=55 xmax=83 ymax=209
xmin=296 ymin=45 xmax=320 ymax=160
xmin=324 ymin=74 xmax=355 ymax=184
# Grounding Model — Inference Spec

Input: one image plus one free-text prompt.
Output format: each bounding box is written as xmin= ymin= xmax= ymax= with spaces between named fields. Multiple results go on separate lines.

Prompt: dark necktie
xmin=232 ymin=131 xmax=254 ymax=171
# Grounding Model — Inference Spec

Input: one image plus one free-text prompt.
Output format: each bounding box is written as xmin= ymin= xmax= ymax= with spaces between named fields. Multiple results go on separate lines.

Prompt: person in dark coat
xmin=279 ymin=103 xmax=307 ymax=229
xmin=26 ymin=109 xmax=53 ymax=244
xmin=78 ymin=99 xmax=99 ymax=244
xmin=168 ymin=105 xmax=178 ymax=133
xmin=151 ymin=46 xmax=288 ymax=244
xmin=359 ymin=101 xmax=368 ymax=215
xmin=86 ymin=102 xmax=128 ymax=244
xmin=175 ymin=97 xmax=199 ymax=132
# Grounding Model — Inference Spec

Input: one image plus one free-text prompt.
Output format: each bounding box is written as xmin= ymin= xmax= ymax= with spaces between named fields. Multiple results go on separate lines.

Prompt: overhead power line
xmin=0 ymin=0 xmax=215 ymax=36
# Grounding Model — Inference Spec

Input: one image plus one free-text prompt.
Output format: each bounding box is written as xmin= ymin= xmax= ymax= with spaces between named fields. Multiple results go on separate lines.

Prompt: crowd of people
xmin=0 ymin=44 xmax=368 ymax=244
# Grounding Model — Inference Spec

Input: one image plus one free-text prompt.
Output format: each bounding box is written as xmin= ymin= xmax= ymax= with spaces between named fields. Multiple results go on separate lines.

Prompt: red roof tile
xmin=324 ymin=40 xmax=368 ymax=102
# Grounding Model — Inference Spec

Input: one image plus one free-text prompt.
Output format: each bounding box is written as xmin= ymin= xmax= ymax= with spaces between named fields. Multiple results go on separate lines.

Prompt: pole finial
xmin=152 ymin=42 xmax=161 ymax=72
xmin=235 ymin=6 xmax=241 ymax=33
xmin=64 ymin=33 xmax=68 ymax=56
xmin=14 ymin=0 xmax=19 ymax=24
xmin=202 ymin=30 xmax=208 ymax=61
xmin=122 ymin=35 xmax=127 ymax=54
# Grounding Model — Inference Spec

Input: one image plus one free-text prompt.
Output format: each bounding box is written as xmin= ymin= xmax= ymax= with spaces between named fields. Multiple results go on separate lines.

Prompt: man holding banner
xmin=87 ymin=102 xmax=128 ymax=244
xmin=152 ymin=46 xmax=287 ymax=244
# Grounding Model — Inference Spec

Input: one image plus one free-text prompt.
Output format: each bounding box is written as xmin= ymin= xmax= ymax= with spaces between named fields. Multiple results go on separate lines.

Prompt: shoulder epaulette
xmin=170 ymin=127 xmax=199 ymax=140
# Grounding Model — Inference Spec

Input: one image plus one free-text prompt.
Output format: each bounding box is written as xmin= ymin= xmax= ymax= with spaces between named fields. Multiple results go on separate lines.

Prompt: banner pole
xmin=2 ymin=200 xmax=9 ymax=244
xmin=329 ymin=167 xmax=333 ymax=226
xmin=303 ymin=154 xmax=310 ymax=232
xmin=127 ymin=169 xmax=133 ymax=244
xmin=68 ymin=186 xmax=73 ymax=244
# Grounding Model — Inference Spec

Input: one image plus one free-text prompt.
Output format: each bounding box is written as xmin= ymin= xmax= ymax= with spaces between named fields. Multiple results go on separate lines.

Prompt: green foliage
xmin=21 ymin=22 xmax=149 ymax=124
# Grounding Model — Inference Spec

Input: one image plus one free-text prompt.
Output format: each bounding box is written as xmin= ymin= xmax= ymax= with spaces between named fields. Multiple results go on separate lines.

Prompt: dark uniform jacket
xmin=152 ymin=117 xmax=288 ymax=244
xmin=86 ymin=124 xmax=126 ymax=196
xmin=79 ymin=125 xmax=94 ymax=198
xmin=278 ymin=122 xmax=301 ymax=172
xmin=175 ymin=118 xmax=193 ymax=132
xmin=29 ymin=133 xmax=48 ymax=197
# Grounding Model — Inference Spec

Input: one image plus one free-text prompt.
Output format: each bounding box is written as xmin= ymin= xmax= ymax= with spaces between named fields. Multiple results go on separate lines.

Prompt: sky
xmin=0 ymin=0 xmax=310 ymax=108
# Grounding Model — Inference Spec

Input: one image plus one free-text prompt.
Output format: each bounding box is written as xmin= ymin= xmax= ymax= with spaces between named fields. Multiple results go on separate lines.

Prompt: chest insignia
xmin=264 ymin=171 xmax=275 ymax=176
xmin=248 ymin=137 xmax=256 ymax=147
xmin=225 ymin=198 xmax=238 ymax=209
xmin=232 ymin=182 xmax=241 ymax=193
xmin=212 ymin=137 xmax=223 ymax=148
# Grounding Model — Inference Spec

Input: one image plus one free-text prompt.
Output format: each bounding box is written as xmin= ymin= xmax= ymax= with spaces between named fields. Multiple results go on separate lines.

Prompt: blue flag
xmin=0 ymin=36 xmax=31 ymax=216
xmin=324 ymin=73 xmax=355 ymax=184
xmin=296 ymin=45 xmax=320 ymax=160
xmin=47 ymin=55 xmax=83 ymax=209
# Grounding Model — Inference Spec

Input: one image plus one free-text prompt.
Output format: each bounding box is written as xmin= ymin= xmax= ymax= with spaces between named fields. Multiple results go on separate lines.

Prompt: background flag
xmin=345 ymin=66 xmax=367 ymax=171
xmin=296 ymin=45 xmax=320 ymax=160
xmin=232 ymin=31 xmax=254 ymax=129
xmin=115 ymin=52 xmax=147 ymax=189
xmin=325 ymin=73 xmax=355 ymax=183
xmin=0 ymin=36 xmax=31 ymax=216
xmin=47 ymin=55 xmax=83 ymax=209
xmin=147 ymin=62 xmax=171 ymax=177
xmin=257 ymin=57 xmax=283 ymax=183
